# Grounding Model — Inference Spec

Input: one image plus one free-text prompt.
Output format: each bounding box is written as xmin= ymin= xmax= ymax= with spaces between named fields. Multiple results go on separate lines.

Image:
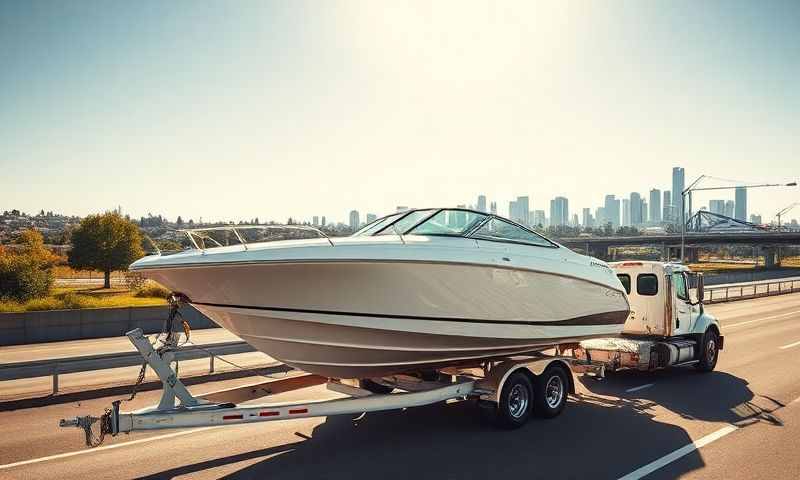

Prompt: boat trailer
xmin=60 ymin=327 xmax=604 ymax=446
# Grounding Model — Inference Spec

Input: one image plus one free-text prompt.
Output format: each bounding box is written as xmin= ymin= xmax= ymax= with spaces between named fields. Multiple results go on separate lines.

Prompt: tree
xmin=0 ymin=229 xmax=56 ymax=301
xmin=68 ymin=213 xmax=145 ymax=288
xmin=176 ymin=216 xmax=184 ymax=227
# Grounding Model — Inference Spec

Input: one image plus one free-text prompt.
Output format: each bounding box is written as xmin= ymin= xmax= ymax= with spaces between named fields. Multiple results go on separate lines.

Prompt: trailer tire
xmin=695 ymin=329 xmax=719 ymax=372
xmin=533 ymin=365 xmax=569 ymax=418
xmin=359 ymin=378 xmax=394 ymax=394
xmin=491 ymin=371 xmax=534 ymax=429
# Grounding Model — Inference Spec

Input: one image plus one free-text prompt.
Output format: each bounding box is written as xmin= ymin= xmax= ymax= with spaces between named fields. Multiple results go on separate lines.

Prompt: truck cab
xmin=574 ymin=261 xmax=723 ymax=372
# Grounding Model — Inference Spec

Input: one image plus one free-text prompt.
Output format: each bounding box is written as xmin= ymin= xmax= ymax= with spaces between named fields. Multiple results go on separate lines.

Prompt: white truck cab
xmin=574 ymin=261 xmax=723 ymax=372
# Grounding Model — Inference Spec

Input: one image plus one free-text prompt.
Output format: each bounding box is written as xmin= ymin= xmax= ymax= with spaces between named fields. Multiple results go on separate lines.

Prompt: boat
xmin=130 ymin=208 xmax=629 ymax=378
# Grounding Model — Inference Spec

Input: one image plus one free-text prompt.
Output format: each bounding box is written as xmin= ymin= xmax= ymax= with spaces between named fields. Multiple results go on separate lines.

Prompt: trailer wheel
xmin=359 ymin=378 xmax=394 ymax=394
xmin=533 ymin=365 xmax=569 ymax=418
xmin=490 ymin=371 xmax=534 ymax=429
xmin=695 ymin=329 xmax=719 ymax=372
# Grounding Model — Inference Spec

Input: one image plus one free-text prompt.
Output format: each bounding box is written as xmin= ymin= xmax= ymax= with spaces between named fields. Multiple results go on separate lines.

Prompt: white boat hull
xmin=142 ymin=259 xmax=629 ymax=378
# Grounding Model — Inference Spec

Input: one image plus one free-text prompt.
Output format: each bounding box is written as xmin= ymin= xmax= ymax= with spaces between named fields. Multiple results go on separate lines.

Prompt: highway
xmin=1 ymin=294 xmax=800 ymax=479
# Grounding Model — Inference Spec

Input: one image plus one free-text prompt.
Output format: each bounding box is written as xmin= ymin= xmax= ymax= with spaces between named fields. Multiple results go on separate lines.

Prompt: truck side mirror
xmin=697 ymin=273 xmax=704 ymax=303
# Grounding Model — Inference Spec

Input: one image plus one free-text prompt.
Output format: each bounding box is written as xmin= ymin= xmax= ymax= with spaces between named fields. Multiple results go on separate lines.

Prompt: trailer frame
xmin=60 ymin=328 xmax=604 ymax=445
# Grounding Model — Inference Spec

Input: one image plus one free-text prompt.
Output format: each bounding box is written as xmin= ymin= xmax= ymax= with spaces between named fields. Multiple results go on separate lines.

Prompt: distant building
xmin=312 ymin=216 xmax=319 ymax=226
xmin=642 ymin=200 xmax=648 ymax=223
xmin=366 ymin=213 xmax=377 ymax=224
xmin=490 ymin=201 xmax=497 ymax=215
xmin=649 ymin=189 xmax=661 ymax=223
xmin=508 ymin=196 xmax=530 ymax=225
xmin=321 ymin=216 xmax=326 ymax=226
xmin=724 ymin=200 xmax=735 ymax=218
xmin=622 ymin=199 xmax=630 ymax=227
xmin=663 ymin=190 xmax=672 ymax=223
xmin=672 ymin=167 xmax=685 ymax=224
xmin=533 ymin=210 xmax=546 ymax=228
xmin=735 ymin=187 xmax=747 ymax=221
xmin=396 ymin=206 xmax=409 ymax=213
xmin=630 ymin=192 xmax=643 ymax=226
xmin=582 ymin=208 xmax=593 ymax=228
xmin=595 ymin=206 xmax=606 ymax=227
xmin=477 ymin=195 xmax=487 ymax=213
xmin=709 ymin=200 xmax=725 ymax=215
xmin=572 ymin=214 xmax=579 ymax=227
xmin=604 ymin=195 xmax=620 ymax=228
xmin=348 ymin=210 xmax=360 ymax=231
xmin=750 ymin=214 xmax=762 ymax=224
xmin=549 ymin=197 xmax=569 ymax=227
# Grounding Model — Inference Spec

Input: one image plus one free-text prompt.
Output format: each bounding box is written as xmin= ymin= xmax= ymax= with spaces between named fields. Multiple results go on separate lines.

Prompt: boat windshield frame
xmin=355 ymin=207 xmax=559 ymax=249
xmin=180 ymin=225 xmax=335 ymax=252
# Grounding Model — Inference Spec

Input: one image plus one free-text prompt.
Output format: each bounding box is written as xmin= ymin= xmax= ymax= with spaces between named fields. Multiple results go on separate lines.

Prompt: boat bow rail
xmin=180 ymin=225 xmax=336 ymax=252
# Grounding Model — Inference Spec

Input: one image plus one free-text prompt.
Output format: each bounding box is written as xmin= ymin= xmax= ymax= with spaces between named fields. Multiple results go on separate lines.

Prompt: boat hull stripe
xmin=192 ymin=302 xmax=628 ymax=327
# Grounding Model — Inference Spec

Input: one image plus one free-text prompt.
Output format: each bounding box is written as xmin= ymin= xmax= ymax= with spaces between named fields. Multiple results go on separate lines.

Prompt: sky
xmin=1 ymin=0 xmax=799 ymax=224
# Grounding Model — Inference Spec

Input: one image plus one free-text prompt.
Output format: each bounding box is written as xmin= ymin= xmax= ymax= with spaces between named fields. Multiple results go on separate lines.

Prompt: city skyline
xmin=2 ymin=2 xmax=799 ymax=223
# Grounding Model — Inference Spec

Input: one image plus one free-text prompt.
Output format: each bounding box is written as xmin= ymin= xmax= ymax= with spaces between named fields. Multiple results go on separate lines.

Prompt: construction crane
xmin=775 ymin=202 xmax=800 ymax=230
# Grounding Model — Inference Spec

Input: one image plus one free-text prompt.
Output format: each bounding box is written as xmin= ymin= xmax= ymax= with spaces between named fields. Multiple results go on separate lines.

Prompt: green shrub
xmin=0 ymin=254 xmax=55 ymax=301
xmin=134 ymin=281 xmax=171 ymax=299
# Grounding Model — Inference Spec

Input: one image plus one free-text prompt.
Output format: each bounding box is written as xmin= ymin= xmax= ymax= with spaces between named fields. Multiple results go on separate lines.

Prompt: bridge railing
xmin=705 ymin=279 xmax=800 ymax=304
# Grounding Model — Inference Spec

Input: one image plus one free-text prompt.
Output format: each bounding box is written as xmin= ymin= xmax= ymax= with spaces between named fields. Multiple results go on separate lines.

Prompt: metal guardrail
xmin=705 ymin=279 xmax=800 ymax=304
xmin=0 ymin=340 xmax=255 ymax=395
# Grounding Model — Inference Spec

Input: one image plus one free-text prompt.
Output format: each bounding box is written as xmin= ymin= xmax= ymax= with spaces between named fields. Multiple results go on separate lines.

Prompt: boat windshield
xmin=375 ymin=209 xmax=437 ymax=235
xmin=353 ymin=213 xmax=404 ymax=236
xmin=471 ymin=217 xmax=555 ymax=247
xmin=407 ymin=210 xmax=488 ymax=236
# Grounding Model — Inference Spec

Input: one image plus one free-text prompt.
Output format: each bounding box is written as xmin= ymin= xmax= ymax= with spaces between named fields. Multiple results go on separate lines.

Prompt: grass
xmin=0 ymin=284 xmax=168 ymax=313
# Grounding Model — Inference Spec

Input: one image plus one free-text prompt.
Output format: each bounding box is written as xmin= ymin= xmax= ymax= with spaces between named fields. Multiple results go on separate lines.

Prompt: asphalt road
xmin=1 ymin=294 xmax=800 ymax=479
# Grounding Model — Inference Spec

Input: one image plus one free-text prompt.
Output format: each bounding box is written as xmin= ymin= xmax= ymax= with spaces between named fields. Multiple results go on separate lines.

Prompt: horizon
xmin=2 ymin=1 xmax=799 ymax=224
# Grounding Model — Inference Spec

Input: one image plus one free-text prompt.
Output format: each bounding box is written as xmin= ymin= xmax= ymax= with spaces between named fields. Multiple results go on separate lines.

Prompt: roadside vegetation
xmin=0 ymin=213 xmax=171 ymax=313
xmin=0 ymin=283 xmax=169 ymax=312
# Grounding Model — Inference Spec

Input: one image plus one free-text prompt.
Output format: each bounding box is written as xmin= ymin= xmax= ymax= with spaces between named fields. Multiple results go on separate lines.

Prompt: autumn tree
xmin=68 ymin=213 xmax=145 ymax=288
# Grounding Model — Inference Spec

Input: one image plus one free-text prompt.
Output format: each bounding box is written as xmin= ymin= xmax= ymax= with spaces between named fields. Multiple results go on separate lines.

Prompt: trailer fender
xmin=477 ymin=357 xmax=575 ymax=403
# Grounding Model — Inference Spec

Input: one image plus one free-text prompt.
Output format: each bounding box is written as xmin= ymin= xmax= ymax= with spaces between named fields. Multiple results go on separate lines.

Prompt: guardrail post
xmin=209 ymin=354 xmax=215 ymax=374
xmin=52 ymin=364 xmax=59 ymax=395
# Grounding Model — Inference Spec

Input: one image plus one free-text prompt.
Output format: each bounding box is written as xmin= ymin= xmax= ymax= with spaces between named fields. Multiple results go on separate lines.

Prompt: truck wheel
xmin=491 ymin=371 xmax=534 ymax=429
xmin=695 ymin=330 xmax=719 ymax=372
xmin=534 ymin=365 xmax=569 ymax=418
xmin=359 ymin=378 xmax=394 ymax=394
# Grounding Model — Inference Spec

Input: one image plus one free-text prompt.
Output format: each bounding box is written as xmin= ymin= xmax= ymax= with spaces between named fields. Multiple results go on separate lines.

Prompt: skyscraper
xmin=321 ymin=216 xmax=326 ymax=226
xmin=735 ymin=187 xmax=747 ymax=221
xmin=622 ymin=199 xmax=630 ymax=227
xmin=724 ymin=200 xmax=735 ymax=218
xmin=533 ymin=210 xmax=546 ymax=227
xmin=672 ymin=167 xmax=685 ymax=224
xmin=663 ymin=190 xmax=672 ymax=223
xmin=709 ymin=200 xmax=725 ymax=215
xmin=549 ymin=197 xmax=569 ymax=226
xmin=582 ymin=208 xmax=593 ymax=228
xmin=312 ymin=215 xmax=319 ymax=226
xmin=630 ymin=192 xmax=643 ymax=226
xmin=348 ymin=210 xmax=360 ymax=231
xmin=604 ymin=195 xmax=620 ymax=228
xmin=477 ymin=195 xmax=487 ymax=213
xmin=642 ymin=200 xmax=648 ymax=223
xmin=649 ymin=189 xmax=661 ymax=223
xmin=490 ymin=201 xmax=497 ymax=214
xmin=516 ymin=196 xmax=530 ymax=225
xmin=572 ymin=214 xmax=579 ymax=227
xmin=596 ymin=207 xmax=606 ymax=227
xmin=750 ymin=214 xmax=762 ymax=224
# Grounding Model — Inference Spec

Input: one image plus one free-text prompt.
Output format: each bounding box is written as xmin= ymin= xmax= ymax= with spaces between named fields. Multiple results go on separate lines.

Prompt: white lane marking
xmin=626 ymin=383 xmax=654 ymax=393
xmin=617 ymin=425 xmax=738 ymax=480
xmin=779 ymin=340 xmax=800 ymax=350
xmin=725 ymin=310 xmax=800 ymax=328
xmin=0 ymin=426 xmax=219 ymax=471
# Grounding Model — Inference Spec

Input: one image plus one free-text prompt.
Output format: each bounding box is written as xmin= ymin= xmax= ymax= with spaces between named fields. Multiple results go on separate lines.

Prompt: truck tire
xmin=491 ymin=371 xmax=534 ymax=429
xmin=695 ymin=329 xmax=719 ymax=372
xmin=533 ymin=365 xmax=569 ymax=418
xmin=359 ymin=378 xmax=394 ymax=394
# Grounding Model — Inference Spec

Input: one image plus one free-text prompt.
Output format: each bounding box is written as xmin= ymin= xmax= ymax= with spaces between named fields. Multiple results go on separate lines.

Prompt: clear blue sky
xmin=1 ymin=1 xmax=798 ymax=224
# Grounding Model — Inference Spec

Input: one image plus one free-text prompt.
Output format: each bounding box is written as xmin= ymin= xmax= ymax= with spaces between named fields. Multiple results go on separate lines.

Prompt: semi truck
xmin=572 ymin=261 xmax=723 ymax=373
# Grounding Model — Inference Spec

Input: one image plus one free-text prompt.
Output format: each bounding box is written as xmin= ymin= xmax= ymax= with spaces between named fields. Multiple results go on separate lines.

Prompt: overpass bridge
xmin=558 ymin=231 xmax=800 ymax=266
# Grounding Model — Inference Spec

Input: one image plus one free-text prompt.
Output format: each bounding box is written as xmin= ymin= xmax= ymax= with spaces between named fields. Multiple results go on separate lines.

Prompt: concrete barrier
xmin=0 ymin=305 xmax=217 ymax=346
